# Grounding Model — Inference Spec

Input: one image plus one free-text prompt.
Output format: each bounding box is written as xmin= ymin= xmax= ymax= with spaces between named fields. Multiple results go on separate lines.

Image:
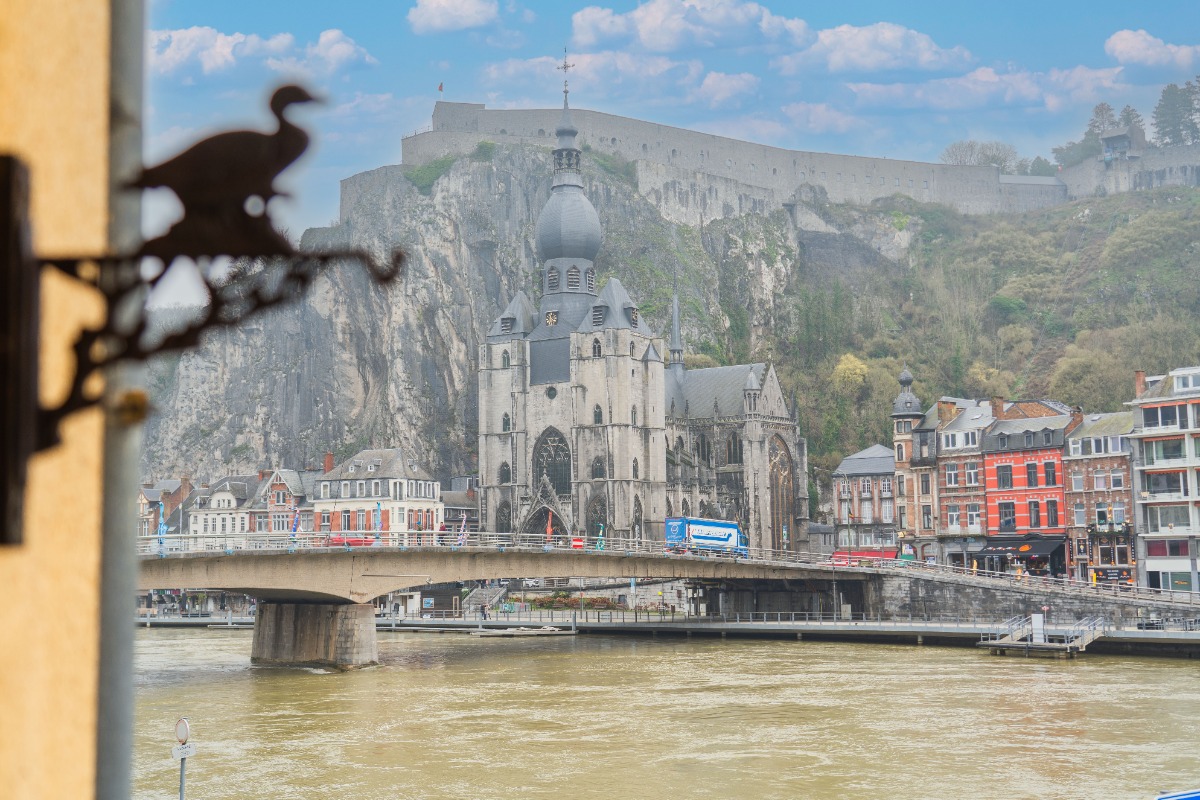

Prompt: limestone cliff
xmin=141 ymin=142 xmax=913 ymax=482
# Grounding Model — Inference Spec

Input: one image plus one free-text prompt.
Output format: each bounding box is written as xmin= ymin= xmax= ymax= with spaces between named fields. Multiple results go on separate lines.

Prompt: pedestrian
xmin=481 ymin=604 xmax=488 ymax=620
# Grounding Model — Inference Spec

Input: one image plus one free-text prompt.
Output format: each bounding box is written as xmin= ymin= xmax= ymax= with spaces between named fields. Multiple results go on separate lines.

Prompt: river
xmin=133 ymin=628 xmax=1200 ymax=799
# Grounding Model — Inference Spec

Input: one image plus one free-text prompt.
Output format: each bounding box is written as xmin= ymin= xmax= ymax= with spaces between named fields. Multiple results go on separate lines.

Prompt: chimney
xmin=1134 ymin=369 xmax=1147 ymax=398
xmin=1068 ymin=406 xmax=1084 ymax=434
xmin=258 ymin=469 xmax=266 ymax=480
xmin=142 ymin=482 xmax=152 ymax=489
xmin=990 ymin=396 xmax=1006 ymax=421
xmin=324 ymin=451 xmax=335 ymax=474
xmin=937 ymin=400 xmax=957 ymax=425
xmin=467 ymin=487 xmax=476 ymax=499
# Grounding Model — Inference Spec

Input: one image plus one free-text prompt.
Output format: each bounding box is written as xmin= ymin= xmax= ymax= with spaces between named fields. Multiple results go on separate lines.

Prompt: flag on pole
xmin=437 ymin=82 xmax=443 ymax=93
xmin=291 ymin=506 xmax=301 ymax=533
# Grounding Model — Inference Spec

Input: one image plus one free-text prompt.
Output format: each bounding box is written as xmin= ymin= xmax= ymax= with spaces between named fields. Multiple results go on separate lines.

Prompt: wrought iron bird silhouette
xmin=131 ymin=84 xmax=320 ymax=259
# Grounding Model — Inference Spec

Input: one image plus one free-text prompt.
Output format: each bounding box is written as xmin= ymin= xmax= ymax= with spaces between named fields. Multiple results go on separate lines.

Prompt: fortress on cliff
xmin=401 ymin=101 xmax=1200 ymax=219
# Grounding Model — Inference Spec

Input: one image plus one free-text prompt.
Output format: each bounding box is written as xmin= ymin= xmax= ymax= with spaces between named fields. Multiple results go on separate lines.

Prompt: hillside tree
xmin=1118 ymin=104 xmax=1144 ymax=129
xmin=1153 ymin=83 xmax=1199 ymax=146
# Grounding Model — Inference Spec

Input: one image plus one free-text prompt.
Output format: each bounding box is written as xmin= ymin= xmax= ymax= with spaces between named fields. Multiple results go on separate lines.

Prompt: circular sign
xmin=175 ymin=717 xmax=190 ymax=744
xmin=1018 ymin=544 xmax=1032 ymax=552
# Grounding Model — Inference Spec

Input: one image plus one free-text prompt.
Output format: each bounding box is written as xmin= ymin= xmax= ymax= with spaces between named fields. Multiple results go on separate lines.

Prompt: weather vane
xmin=557 ymin=47 xmax=574 ymax=100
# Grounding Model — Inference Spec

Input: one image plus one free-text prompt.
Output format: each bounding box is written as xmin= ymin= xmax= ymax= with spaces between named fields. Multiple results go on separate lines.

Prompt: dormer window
xmin=592 ymin=306 xmax=605 ymax=326
xmin=547 ymin=269 xmax=560 ymax=290
xmin=545 ymin=310 xmax=558 ymax=326
xmin=501 ymin=318 xmax=513 ymax=334
xmin=567 ymin=266 xmax=580 ymax=290
xmin=629 ymin=307 xmax=639 ymax=326
xmin=368 ymin=464 xmax=376 ymax=472
xmin=586 ymin=268 xmax=596 ymax=292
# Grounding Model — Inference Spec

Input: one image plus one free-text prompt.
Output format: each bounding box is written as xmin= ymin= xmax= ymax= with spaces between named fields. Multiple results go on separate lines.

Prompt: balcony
xmin=1141 ymin=491 xmax=1190 ymax=503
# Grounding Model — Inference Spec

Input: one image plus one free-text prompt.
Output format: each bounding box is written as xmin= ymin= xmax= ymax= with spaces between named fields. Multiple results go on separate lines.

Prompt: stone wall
xmin=1059 ymin=143 xmax=1200 ymax=199
xmin=403 ymin=101 xmax=1069 ymax=218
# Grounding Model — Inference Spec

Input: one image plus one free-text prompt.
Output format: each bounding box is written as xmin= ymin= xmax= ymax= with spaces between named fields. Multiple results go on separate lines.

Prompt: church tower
xmin=478 ymin=61 xmax=666 ymax=544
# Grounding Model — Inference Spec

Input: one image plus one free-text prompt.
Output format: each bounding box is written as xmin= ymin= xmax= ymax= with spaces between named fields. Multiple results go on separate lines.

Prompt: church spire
xmin=553 ymin=49 xmax=580 ymax=174
xmin=669 ymin=294 xmax=684 ymax=368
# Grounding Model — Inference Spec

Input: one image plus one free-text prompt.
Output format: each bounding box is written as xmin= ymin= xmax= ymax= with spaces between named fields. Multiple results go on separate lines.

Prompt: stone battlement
xmin=403 ymin=101 xmax=1068 ymax=217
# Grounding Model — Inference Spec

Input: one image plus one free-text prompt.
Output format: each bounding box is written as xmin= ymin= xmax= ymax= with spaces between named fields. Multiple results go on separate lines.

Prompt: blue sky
xmin=146 ymin=0 xmax=1200 ymax=238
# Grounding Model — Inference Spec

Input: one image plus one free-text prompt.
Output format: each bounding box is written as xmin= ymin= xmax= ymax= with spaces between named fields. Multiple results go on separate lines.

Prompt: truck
xmin=664 ymin=517 xmax=749 ymax=558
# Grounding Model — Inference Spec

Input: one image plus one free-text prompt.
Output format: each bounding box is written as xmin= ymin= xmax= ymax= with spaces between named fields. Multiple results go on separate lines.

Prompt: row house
xmin=833 ymin=444 xmax=900 ymax=555
xmin=137 ymin=477 xmax=191 ymax=538
xmin=934 ymin=400 xmax=993 ymax=566
xmin=185 ymin=475 xmax=266 ymax=545
xmin=891 ymin=368 xmax=937 ymax=560
xmin=979 ymin=411 xmax=1078 ymax=576
xmin=1128 ymin=367 xmax=1200 ymax=592
xmin=1063 ymin=412 xmax=1135 ymax=583
xmin=311 ymin=448 xmax=445 ymax=542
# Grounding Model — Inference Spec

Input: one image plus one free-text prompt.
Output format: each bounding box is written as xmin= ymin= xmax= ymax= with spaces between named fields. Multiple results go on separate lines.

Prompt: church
xmin=477 ymin=85 xmax=807 ymax=551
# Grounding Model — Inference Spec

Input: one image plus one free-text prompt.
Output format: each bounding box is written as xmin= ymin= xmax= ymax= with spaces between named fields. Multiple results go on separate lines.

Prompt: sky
xmin=145 ymin=0 xmax=1200 ymax=244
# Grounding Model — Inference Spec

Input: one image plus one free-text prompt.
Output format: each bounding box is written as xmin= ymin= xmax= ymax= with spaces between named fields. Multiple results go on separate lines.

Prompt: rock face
xmin=141 ymin=142 xmax=912 ymax=483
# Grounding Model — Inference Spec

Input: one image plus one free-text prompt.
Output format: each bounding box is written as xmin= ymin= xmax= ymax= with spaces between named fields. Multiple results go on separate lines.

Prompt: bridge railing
xmin=135 ymin=531 xmax=1200 ymax=606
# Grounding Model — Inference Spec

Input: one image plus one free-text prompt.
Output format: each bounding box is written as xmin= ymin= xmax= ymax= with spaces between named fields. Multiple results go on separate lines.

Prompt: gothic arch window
xmin=632 ymin=458 xmax=639 ymax=479
xmin=495 ymin=501 xmax=512 ymax=534
xmin=593 ymin=404 xmax=603 ymax=425
xmin=698 ymin=434 xmax=711 ymax=465
xmin=533 ymin=427 xmax=572 ymax=496
xmin=630 ymin=342 xmax=635 ymax=358
xmin=501 ymin=350 xmax=510 ymax=368
xmin=499 ymin=462 xmax=511 ymax=484
xmin=632 ymin=496 xmax=643 ymax=543
xmin=632 ymin=406 xmax=638 ymax=426
xmin=586 ymin=493 xmax=608 ymax=537
xmin=592 ymin=339 xmax=602 ymax=358
xmin=666 ymin=497 xmax=673 ymax=518
xmin=586 ymin=268 xmax=596 ymax=292
xmin=727 ymin=434 xmax=743 ymax=465
xmin=682 ymin=498 xmax=690 ymax=517
xmin=769 ymin=435 xmax=795 ymax=551
xmin=502 ymin=413 xmax=511 ymax=432
xmin=895 ymin=443 xmax=905 ymax=462
xmin=567 ymin=266 xmax=580 ymax=290
xmin=547 ymin=268 xmax=560 ymax=290
xmin=591 ymin=457 xmax=605 ymax=479
xmin=698 ymin=500 xmax=709 ymax=518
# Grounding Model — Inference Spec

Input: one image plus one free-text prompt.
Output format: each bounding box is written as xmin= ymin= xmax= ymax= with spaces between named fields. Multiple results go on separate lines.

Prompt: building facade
xmin=1129 ymin=367 xmax=1200 ymax=592
xmin=477 ymin=89 xmax=806 ymax=549
xmin=833 ymin=445 xmax=899 ymax=555
xmin=1063 ymin=412 xmax=1134 ymax=584
xmin=934 ymin=400 xmax=994 ymax=566
xmin=312 ymin=448 xmax=444 ymax=542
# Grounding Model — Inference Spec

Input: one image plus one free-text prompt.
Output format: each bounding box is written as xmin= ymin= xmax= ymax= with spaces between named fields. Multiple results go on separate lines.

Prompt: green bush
xmin=405 ymin=155 xmax=457 ymax=195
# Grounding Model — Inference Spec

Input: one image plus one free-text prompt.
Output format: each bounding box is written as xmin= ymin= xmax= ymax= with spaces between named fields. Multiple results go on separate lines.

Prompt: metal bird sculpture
xmin=131 ymin=84 xmax=320 ymax=259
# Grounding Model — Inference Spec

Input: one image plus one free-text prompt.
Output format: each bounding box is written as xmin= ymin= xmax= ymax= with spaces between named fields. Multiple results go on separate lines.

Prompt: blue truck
xmin=664 ymin=517 xmax=749 ymax=558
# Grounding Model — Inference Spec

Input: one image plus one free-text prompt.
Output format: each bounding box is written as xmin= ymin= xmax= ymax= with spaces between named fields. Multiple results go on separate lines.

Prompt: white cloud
xmin=781 ymin=102 xmax=860 ymax=133
xmin=147 ymin=27 xmax=293 ymax=74
xmin=847 ymin=65 xmax=1124 ymax=112
xmin=1105 ymin=29 xmax=1200 ymax=69
xmin=572 ymin=0 xmax=807 ymax=52
xmin=266 ymin=29 xmax=378 ymax=77
xmin=692 ymin=71 xmax=759 ymax=108
xmin=408 ymin=0 xmax=499 ymax=34
xmin=774 ymin=22 xmax=970 ymax=75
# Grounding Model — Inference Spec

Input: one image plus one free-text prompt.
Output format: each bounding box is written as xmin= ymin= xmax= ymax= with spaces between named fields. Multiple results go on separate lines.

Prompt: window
xmin=586 ymin=269 xmax=596 ymax=292
xmin=1044 ymin=462 xmax=1057 ymax=486
xmin=881 ymin=498 xmax=894 ymax=523
xmin=1028 ymin=501 xmax=1041 ymax=528
xmin=502 ymin=413 xmax=511 ymax=432
xmin=947 ymin=504 xmax=960 ymax=528
xmin=372 ymin=480 xmax=380 ymax=496
xmin=897 ymin=477 xmax=906 ymax=496
xmin=998 ymin=434 xmax=1009 ymax=449
xmin=1047 ymin=500 xmax=1059 ymax=528
xmin=630 ymin=342 xmax=635 ymax=358
xmin=499 ymin=462 xmax=511 ymax=484
xmin=943 ymin=433 xmax=958 ymax=449
xmin=591 ymin=457 xmax=605 ymax=479
xmin=1026 ymin=463 xmax=1039 ymax=488
xmin=631 ymin=406 xmax=638 ymax=426
xmin=356 ymin=510 xmax=366 ymax=531
xmin=1112 ymin=502 xmax=1125 ymax=523
xmin=896 ymin=420 xmax=912 ymax=434
xmin=274 ymin=490 xmax=286 ymax=505
xmin=920 ymin=474 xmax=931 ymax=495
xmin=321 ymin=482 xmax=329 ymax=499
xmin=1024 ymin=433 xmax=1034 ymax=447
xmin=727 ymin=435 xmax=743 ymax=465
xmin=1146 ymin=539 xmax=1189 ymax=557
xmin=341 ymin=481 xmax=350 ymax=497
xmin=567 ymin=266 xmax=580 ymax=290
xmin=1071 ymin=472 xmax=1084 ymax=491
xmin=964 ymin=431 xmax=978 ymax=447
xmin=859 ymin=500 xmax=873 ymax=523
xmin=592 ymin=306 xmax=605 ymax=326
xmin=1043 ymin=431 xmax=1053 ymax=446
xmin=895 ymin=443 xmax=905 ymax=462
xmin=922 ymin=505 xmax=933 ymax=529
xmin=1111 ymin=470 xmax=1124 ymax=489
xmin=997 ymin=465 xmax=1013 ymax=489
xmin=860 ymin=477 xmax=873 ymax=494
xmin=1093 ymin=470 xmax=1107 ymax=491
xmin=501 ymin=350 xmax=510 ymax=368
xmin=967 ymin=504 xmax=981 ymax=530
xmin=593 ymin=404 xmax=603 ymax=425
xmin=356 ymin=480 xmax=365 ymax=497
xmin=592 ymin=339 xmax=602 ymax=357
xmin=341 ymin=510 xmax=351 ymax=530
xmin=880 ymin=477 xmax=892 ymax=494
xmin=632 ymin=458 xmax=639 ymax=479
xmin=998 ymin=502 xmax=1016 ymax=532
xmin=501 ymin=318 xmax=513 ymax=334
xmin=547 ymin=268 xmax=559 ymax=290
xmin=1144 ymin=405 xmax=1179 ymax=428
xmin=1069 ymin=439 xmax=1082 ymax=456
xmin=321 ymin=512 xmax=331 ymax=530
xmin=945 ymin=463 xmax=958 ymax=486
xmin=533 ymin=428 xmax=573 ymax=496
xmin=965 ymin=462 xmax=979 ymax=486
xmin=1074 ymin=502 xmax=1086 ymax=525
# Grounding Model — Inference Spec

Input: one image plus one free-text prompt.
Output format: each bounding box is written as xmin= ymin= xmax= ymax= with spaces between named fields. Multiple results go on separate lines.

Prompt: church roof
xmin=573 ymin=278 xmax=654 ymax=334
xmin=680 ymin=363 xmax=766 ymax=419
xmin=487 ymin=290 xmax=537 ymax=340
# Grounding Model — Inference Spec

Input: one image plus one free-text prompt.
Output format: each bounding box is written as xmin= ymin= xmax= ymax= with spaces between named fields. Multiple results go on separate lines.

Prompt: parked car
xmin=523 ymin=578 xmax=543 ymax=588
xmin=327 ymin=534 xmax=378 ymax=547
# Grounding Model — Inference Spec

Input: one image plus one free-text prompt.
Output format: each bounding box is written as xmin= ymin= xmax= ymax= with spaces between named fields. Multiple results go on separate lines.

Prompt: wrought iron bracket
xmin=1 ymin=85 xmax=404 ymax=544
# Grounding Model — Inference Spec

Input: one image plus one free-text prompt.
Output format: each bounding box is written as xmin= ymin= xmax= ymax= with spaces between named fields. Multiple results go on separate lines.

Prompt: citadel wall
xmin=403 ymin=101 xmax=1070 ymax=217
xmin=1059 ymin=142 xmax=1200 ymax=199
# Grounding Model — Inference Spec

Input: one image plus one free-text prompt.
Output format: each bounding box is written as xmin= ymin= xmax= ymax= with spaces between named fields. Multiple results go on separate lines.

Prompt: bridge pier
xmin=251 ymin=602 xmax=378 ymax=670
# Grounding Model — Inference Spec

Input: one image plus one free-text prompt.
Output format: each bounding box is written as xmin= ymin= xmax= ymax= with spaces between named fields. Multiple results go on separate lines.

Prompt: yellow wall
xmin=0 ymin=2 xmax=111 ymax=797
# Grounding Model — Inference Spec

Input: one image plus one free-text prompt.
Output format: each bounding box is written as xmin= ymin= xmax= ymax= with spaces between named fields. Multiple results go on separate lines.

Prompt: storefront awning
xmin=973 ymin=537 xmax=1064 ymax=558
